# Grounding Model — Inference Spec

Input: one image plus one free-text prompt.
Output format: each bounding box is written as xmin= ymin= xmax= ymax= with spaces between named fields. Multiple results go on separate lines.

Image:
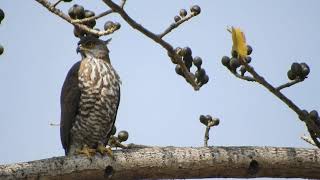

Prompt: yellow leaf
xmin=230 ymin=27 xmax=247 ymax=60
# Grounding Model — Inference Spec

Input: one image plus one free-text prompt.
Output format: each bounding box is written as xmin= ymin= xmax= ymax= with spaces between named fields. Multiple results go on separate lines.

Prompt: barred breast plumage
xmin=69 ymin=57 xmax=120 ymax=151
xmin=60 ymin=36 xmax=120 ymax=156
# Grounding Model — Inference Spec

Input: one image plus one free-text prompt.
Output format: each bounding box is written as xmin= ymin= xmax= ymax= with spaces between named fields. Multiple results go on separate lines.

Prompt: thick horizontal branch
xmin=1 ymin=146 xmax=320 ymax=179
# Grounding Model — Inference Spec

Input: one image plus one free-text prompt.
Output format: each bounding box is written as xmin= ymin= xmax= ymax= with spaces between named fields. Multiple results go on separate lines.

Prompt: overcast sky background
xmin=1 ymin=0 xmax=320 ymax=179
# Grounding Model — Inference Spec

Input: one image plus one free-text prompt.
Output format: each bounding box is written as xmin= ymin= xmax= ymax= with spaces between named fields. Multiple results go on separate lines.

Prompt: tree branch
xmin=35 ymin=0 xmax=119 ymax=36
xmin=102 ymin=0 xmax=200 ymax=90
xmin=71 ymin=10 xmax=113 ymax=24
xmin=70 ymin=0 xmax=127 ymax=24
xmin=242 ymin=63 xmax=320 ymax=136
xmin=228 ymin=68 xmax=256 ymax=82
xmin=158 ymin=13 xmax=196 ymax=38
xmin=276 ymin=78 xmax=304 ymax=91
xmin=1 ymin=146 xmax=320 ymax=179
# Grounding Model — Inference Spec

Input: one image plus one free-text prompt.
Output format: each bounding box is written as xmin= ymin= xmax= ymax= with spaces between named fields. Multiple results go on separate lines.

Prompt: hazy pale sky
xmin=1 ymin=0 xmax=320 ymax=179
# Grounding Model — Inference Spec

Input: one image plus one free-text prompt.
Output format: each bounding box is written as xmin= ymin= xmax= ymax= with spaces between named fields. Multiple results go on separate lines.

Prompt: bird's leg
xmin=76 ymin=144 xmax=96 ymax=157
xmin=97 ymin=144 xmax=114 ymax=159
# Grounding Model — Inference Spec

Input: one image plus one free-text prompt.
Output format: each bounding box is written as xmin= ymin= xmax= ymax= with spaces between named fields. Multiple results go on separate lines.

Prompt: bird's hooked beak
xmin=76 ymin=44 xmax=82 ymax=54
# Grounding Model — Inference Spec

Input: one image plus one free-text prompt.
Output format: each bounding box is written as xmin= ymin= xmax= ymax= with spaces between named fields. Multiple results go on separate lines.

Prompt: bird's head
xmin=77 ymin=36 xmax=111 ymax=61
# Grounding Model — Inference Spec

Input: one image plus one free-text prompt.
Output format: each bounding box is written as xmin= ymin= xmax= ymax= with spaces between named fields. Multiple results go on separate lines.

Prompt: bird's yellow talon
xmin=97 ymin=144 xmax=114 ymax=159
xmin=76 ymin=145 xmax=96 ymax=157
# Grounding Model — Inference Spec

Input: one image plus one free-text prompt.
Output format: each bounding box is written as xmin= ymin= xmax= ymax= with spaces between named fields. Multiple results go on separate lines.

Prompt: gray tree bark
xmin=1 ymin=146 xmax=320 ymax=180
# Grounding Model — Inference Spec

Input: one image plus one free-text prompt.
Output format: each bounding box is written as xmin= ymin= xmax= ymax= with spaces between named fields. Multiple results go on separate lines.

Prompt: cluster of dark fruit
xmin=0 ymin=8 xmax=4 ymax=55
xmin=68 ymin=4 xmax=120 ymax=38
xmin=110 ymin=126 xmax=129 ymax=142
xmin=287 ymin=62 xmax=310 ymax=80
xmin=300 ymin=110 xmax=320 ymax=127
xmin=174 ymin=5 xmax=201 ymax=22
xmin=199 ymin=115 xmax=219 ymax=126
xmin=221 ymin=45 xmax=253 ymax=75
xmin=174 ymin=47 xmax=209 ymax=87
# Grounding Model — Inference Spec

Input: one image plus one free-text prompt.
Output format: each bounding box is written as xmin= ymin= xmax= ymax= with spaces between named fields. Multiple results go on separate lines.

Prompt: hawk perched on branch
xmin=60 ymin=36 xmax=121 ymax=156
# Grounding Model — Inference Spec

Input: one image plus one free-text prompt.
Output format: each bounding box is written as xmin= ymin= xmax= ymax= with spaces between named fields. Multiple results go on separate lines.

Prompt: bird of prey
xmin=60 ymin=36 xmax=121 ymax=156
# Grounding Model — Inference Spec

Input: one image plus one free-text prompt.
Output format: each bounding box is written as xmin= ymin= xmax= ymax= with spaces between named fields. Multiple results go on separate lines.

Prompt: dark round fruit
xmin=229 ymin=57 xmax=240 ymax=70
xmin=287 ymin=70 xmax=296 ymax=80
xmin=190 ymin=5 xmax=201 ymax=15
xmin=0 ymin=9 xmax=4 ymax=23
xmin=84 ymin=10 xmax=95 ymax=18
xmin=104 ymin=21 xmax=114 ymax=31
xmin=118 ymin=131 xmax=129 ymax=142
xmin=193 ymin=56 xmax=202 ymax=68
xmin=300 ymin=63 xmax=310 ymax=77
xmin=179 ymin=9 xmax=187 ymax=17
xmin=69 ymin=4 xmax=85 ymax=19
xmin=175 ymin=64 xmax=183 ymax=76
xmin=0 ymin=45 xmax=4 ymax=55
xmin=74 ymin=4 xmax=85 ymax=19
xmin=62 ymin=0 xmax=72 ymax=2
xmin=114 ymin=22 xmax=121 ymax=30
xmin=240 ymin=66 xmax=246 ymax=76
xmin=186 ymin=72 xmax=195 ymax=84
xmin=221 ymin=56 xmax=230 ymax=67
xmin=299 ymin=109 xmax=308 ymax=121
xmin=174 ymin=15 xmax=181 ymax=22
xmin=206 ymin=115 xmax=213 ymax=121
xmin=247 ymin=45 xmax=253 ymax=55
xmin=291 ymin=62 xmax=302 ymax=77
xmin=231 ymin=50 xmax=238 ymax=58
xmin=110 ymin=126 xmax=117 ymax=135
xmin=183 ymin=55 xmax=193 ymax=63
xmin=184 ymin=56 xmax=193 ymax=69
xmin=182 ymin=47 xmax=192 ymax=57
xmin=200 ymin=115 xmax=208 ymax=125
xmin=245 ymin=56 xmax=252 ymax=64
xmin=68 ymin=6 xmax=76 ymax=19
xmin=73 ymin=27 xmax=85 ymax=38
xmin=202 ymin=74 xmax=209 ymax=84
xmin=85 ymin=19 xmax=96 ymax=28
xmin=309 ymin=110 xmax=319 ymax=121
xmin=195 ymin=68 xmax=206 ymax=78
xmin=315 ymin=117 xmax=320 ymax=127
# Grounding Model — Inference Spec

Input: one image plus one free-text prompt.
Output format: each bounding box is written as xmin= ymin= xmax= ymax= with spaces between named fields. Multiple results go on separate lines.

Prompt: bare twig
xmin=301 ymin=134 xmax=316 ymax=146
xmin=49 ymin=123 xmax=60 ymax=126
xmin=203 ymin=118 xmax=219 ymax=147
xmin=228 ymin=68 xmax=256 ymax=82
xmin=71 ymin=10 xmax=113 ymax=23
xmin=68 ymin=0 xmax=127 ymax=24
xmin=120 ymin=0 xmax=127 ymax=8
xmin=35 ymin=0 xmax=119 ymax=37
xmin=276 ymin=78 xmax=304 ymax=91
xmin=102 ymin=0 xmax=200 ymax=90
xmin=52 ymin=0 xmax=62 ymax=8
xmin=159 ymin=13 xmax=196 ymax=38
